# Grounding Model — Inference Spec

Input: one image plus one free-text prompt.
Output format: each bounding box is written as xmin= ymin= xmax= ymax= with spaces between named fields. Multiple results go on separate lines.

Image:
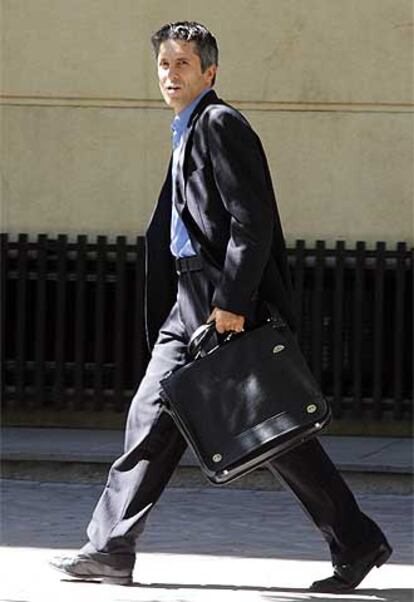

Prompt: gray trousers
xmin=82 ymin=267 xmax=385 ymax=570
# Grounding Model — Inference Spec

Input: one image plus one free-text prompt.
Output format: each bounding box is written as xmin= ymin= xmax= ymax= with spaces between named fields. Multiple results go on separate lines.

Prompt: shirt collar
xmin=171 ymin=87 xmax=211 ymax=137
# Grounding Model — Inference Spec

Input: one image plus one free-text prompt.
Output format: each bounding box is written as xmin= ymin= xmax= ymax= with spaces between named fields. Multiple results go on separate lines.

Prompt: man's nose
xmin=166 ymin=65 xmax=178 ymax=79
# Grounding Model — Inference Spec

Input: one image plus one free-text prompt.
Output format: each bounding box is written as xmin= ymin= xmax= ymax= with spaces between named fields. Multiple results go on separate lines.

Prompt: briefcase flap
xmin=160 ymin=321 xmax=330 ymax=475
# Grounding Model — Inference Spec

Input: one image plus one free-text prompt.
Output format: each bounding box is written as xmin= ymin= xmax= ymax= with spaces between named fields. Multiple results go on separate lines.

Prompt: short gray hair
xmin=151 ymin=21 xmax=219 ymax=74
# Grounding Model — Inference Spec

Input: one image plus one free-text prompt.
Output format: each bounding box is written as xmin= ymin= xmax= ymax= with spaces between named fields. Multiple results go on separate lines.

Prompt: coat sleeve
xmin=206 ymin=108 xmax=273 ymax=316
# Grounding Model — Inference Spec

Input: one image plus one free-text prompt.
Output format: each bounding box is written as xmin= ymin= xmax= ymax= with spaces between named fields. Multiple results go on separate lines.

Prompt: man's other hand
xmin=207 ymin=307 xmax=245 ymax=334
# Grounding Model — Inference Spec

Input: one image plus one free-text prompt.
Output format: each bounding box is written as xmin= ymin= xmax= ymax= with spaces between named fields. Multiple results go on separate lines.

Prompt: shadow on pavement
xmin=138 ymin=585 xmax=414 ymax=602
xmin=264 ymin=590 xmax=414 ymax=602
xmin=61 ymin=579 xmax=414 ymax=601
xmin=357 ymin=590 xmax=414 ymax=602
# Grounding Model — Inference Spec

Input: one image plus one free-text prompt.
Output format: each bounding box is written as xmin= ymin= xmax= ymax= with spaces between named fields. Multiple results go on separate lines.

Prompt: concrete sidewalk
xmin=1 ymin=480 xmax=413 ymax=602
xmin=2 ymin=427 xmax=413 ymax=493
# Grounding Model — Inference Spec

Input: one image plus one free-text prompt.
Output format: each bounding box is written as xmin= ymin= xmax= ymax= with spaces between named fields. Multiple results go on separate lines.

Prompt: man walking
xmin=50 ymin=21 xmax=391 ymax=592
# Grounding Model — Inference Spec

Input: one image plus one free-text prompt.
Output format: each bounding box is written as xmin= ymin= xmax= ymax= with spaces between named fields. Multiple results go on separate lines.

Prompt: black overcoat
xmin=144 ymin=90 xmax=295 ymax=350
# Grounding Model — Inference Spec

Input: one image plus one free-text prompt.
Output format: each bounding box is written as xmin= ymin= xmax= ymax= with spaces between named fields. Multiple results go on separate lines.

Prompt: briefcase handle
xmin=188 ymin=320 xmax=219 ymax=360
xmin=188 ymin=307 xmax=288 ymax=361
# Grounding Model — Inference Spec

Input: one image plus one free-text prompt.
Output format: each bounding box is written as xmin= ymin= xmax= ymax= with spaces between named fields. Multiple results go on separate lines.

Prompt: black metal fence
xmin=1 ymin=234 xmax=412 ymax=420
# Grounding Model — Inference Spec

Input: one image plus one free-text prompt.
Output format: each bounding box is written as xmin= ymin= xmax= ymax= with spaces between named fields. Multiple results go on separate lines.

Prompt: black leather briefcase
xmin=160 ymin=315 xmax=331 ymax=485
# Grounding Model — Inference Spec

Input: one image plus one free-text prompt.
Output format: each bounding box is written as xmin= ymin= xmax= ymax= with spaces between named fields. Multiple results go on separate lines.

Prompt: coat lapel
xmin=174 ymin=89 xmax=221 ymax=210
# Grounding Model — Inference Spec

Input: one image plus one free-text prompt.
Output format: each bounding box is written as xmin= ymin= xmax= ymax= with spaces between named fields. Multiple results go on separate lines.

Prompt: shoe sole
xmin=102 ymin=576 xmax=133 ymax=586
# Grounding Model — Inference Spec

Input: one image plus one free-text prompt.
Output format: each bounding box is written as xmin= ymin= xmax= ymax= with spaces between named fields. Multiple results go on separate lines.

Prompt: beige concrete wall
xmin=1 ymin=0 xmax=413 ymax=245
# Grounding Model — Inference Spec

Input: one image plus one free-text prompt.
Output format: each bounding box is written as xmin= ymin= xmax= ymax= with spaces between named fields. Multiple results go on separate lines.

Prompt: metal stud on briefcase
xmin=159 ymin=314 xmax=331 ymax=485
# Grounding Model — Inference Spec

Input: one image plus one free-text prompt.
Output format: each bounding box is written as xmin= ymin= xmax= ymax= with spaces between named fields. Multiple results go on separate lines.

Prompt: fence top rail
xmin=2 ymin=235 xmax=413 ymax=270
xmin=2 ymin=233 xmax=412 ymax=249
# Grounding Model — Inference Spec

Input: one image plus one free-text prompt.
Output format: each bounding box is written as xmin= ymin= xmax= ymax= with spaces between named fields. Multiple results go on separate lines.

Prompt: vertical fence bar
xmin=15 ymin=234 xmax=28 ymax=406
xmin=1 ymin=234 xmax=9 ymax=404
xmin=34 ymin=234 xmax=48 ymax=406
xmin=93 ymin=235 xmax=107 ymax=409
xmin=352 ymin=241 xmax=366 ymax=416
xmin=293 ymin=240 xmax=305 ymax=345
xmin=311 ymin=240 xmax=325 ymax=384
xmin=372 ymin=242 xmax=386 ymax=418
xmin=332 ymin=240 xmax=345 ymax=417
xmin=113 ymin=236 xmax=126 ymax=410
xmin=132 ymin=236 xmax=146 ymax=388
xmin=73 ymin=235 xmax=87 ymax=409
xmin=393 ymin=243 xmax=406 ymax=419
xmin=53 ymin=234 xmax=68 ymax=408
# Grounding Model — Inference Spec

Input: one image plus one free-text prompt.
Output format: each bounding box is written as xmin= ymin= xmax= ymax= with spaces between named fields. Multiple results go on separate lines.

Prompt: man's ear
xmin=205 ymin=64 xmax=217 ymax=86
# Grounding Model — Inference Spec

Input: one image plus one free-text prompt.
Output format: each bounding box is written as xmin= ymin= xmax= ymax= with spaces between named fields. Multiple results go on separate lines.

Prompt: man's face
xmin=157 ymin=39 xmax=216 ymax=114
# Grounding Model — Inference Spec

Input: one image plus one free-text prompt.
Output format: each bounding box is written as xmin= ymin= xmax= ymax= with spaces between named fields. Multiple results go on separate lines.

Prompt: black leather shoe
xmin=49 ymin=554 xmax=133 ymax=585
xmin=310 ymin=541 xmax=392 ymax=593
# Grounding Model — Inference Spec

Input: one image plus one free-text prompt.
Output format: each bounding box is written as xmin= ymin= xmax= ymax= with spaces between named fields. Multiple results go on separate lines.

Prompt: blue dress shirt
xmin=170 ymin=88 xmax=211 ymax=258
